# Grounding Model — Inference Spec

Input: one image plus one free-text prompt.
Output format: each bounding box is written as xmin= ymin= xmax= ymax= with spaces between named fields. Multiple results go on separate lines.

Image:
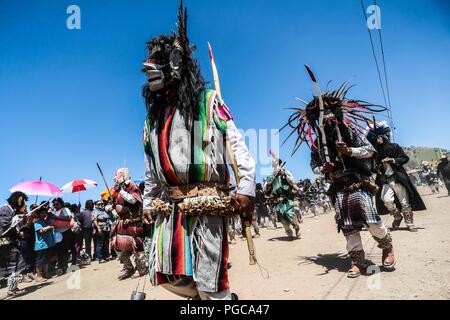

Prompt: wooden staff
xmin=96 ymin=162 xmax=113 ymax=199
xmin=226 ymin=141 xmax=257 ymax=265
xmin=209 ymin=41 xmax=257 ymax=265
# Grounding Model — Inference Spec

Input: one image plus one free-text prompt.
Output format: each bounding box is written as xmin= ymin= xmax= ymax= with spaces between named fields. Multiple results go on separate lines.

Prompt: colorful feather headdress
xmin=282 ymin=66 xmax=387 ymax=155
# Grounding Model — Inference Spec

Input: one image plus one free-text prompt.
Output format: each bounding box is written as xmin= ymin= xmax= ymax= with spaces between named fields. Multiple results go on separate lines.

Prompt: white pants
xmin=345 ymin=223 xmax=389 ymax=252
xmin=381 ymin=180 xmax=411 ymax=212
xmin=260 ymin=216 xmax=271 ymax=227
xmin=161 ymin=277 xmax=232 ymax=300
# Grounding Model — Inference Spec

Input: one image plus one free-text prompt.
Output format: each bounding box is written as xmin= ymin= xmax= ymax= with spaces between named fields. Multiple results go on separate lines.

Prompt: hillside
xmin=403 ymin=146 xmax=448 ymax=170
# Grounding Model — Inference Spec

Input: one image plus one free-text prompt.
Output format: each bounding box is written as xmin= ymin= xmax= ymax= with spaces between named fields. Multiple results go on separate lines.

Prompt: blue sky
xmin=1 ymin=0 xmax=449 ymax=204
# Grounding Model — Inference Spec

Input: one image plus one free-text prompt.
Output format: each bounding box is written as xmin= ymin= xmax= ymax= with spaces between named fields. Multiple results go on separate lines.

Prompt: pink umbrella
xmin=10 ymin=180 xmax=61 ymax=197
xmin=60 ymin=179 xmax=98 ymax=194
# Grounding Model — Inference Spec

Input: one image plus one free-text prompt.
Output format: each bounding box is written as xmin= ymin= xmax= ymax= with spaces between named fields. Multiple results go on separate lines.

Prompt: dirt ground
xmin=2 ymin=187 xmax=449 ymax=300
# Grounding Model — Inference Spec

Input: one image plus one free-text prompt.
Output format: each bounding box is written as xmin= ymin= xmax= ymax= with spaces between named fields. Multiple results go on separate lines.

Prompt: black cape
xmin=374 ymin=143 xmax=427 ymax=214
xmin=437 ymin=159 xmax=450 ymax=179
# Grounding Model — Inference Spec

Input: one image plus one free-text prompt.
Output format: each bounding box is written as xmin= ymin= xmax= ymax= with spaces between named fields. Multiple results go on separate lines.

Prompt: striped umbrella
xmin=61 ymin=179 xmax=98 ymax=194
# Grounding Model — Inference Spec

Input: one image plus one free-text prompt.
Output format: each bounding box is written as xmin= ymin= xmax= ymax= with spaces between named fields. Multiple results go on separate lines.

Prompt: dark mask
xmin=142 ymin=37 xmax=184 ymax=92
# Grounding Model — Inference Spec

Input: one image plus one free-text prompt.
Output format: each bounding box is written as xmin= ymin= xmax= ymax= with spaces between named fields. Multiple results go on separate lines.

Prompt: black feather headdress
xmin=143 ymin=0 xmax=205 ymax=124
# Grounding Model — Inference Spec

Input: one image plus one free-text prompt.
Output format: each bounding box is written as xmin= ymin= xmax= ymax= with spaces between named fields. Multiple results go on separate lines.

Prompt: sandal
xmin=21 ymin=274 xmax=33 ymax=283
xmin=382 ymin=248 xmax=396 ymax=270
xmin=347 ymin=265 xmax=363 ymax=278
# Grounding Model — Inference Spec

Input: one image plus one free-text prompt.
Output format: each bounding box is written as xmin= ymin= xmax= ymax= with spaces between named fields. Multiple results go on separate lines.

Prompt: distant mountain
xmin=403 ymin=146 xmax=448 ymax=170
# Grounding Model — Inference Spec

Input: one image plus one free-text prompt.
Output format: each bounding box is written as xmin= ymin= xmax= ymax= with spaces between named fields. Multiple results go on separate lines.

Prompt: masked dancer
xmin=110 ymin=168 xmax=147 ymax=280
xmin=141 ymin=1 xmax=256 ymax=300
xmin=265 ymin=152 xmax=301 ymax=240
xmin=283 ymin=66 xmax=396 ymax=278
xmin=366 ymin=122 xmax=426 ymax=232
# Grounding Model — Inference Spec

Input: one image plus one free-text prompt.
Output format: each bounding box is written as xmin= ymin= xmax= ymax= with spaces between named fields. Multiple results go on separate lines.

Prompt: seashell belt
xmin=149 ymin=184 xmax=241 ymax=217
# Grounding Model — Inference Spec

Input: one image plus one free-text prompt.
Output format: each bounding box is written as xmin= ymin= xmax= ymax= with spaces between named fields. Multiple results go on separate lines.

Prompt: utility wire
xmin=360 ymin=0 xmax=395 ymax=141
xmin=374 ymin=0 xmax=395 ymax=138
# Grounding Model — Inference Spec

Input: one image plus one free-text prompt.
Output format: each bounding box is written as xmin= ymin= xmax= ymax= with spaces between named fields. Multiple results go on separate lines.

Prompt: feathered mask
xmin=282 ymin=65 xmax=387 ymax=155
xmin=142 ymin=0 xmax=195 ymax=92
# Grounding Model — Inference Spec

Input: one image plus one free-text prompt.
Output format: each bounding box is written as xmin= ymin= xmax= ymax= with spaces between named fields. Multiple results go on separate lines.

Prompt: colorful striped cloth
xmin=143 ymin=89 xmax=232 ymax=187
xmin=144 ymin=89 xmax=233 ymax=292
xmin=149 ymin=207 xmax=229 ymax=292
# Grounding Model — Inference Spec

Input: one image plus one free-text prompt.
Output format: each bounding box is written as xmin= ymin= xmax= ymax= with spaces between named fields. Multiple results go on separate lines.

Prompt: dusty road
xmin=2 ymin=187 xmax=449 ymax=300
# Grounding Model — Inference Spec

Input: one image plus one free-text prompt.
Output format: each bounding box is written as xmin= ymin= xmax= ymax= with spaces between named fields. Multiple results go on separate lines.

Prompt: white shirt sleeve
xmin=226 ymin=120 xmax=256 ymax=197
xmin=143 ymin=152 xmax=163 ymax=210
xmin=350 ymin=147 xmax=375 ymax=159
xmin=119 ymin=189 xmax=137 ymax=204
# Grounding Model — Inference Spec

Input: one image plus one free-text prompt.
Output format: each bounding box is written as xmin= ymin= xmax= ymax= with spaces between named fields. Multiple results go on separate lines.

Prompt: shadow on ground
xmin=296 ymin=253 xmax=379 ymax=276
xmin=388 ymin=227 xmax=426 ymax=232
xmin=296 ymin=253 xmax=350 ymax=275
xmin=268 ymin=236 xmax=300 ymax=242
xmin=1 ymin=281 xmax=53 ymax=300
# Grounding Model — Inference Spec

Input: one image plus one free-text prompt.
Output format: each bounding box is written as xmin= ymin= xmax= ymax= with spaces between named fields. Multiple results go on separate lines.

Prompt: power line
xmin=374 ymin=0 xmax=395 ymax=135
xmin=360 ymin=0 xmax=395 ymax=140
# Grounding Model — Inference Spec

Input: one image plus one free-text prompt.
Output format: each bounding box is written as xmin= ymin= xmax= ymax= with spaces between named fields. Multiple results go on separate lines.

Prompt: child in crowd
xmin=34 ymin=207 xmax=56 ymax=282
